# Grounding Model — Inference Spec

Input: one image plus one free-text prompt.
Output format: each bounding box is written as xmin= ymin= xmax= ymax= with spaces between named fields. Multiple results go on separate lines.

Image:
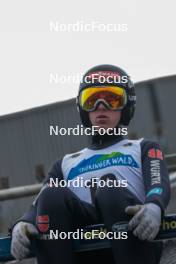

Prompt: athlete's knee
xmin=37 ymin=186 xmax=71 ymax=211
xmin=96 ymin=185 xmax=128 ymax=202
xmin=95 ymin=185 xmax=139 ymax=220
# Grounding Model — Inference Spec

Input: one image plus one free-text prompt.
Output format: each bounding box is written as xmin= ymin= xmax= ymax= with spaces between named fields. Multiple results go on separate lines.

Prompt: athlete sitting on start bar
xmin=11 ymin=65 xmax=170 ymax=264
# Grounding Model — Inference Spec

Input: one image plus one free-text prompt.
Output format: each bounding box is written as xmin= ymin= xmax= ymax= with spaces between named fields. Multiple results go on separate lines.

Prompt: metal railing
xmin=165 ymin=153 xmax=176 ymax=172
xmin=0 ymin=184 xmax=42 ymax=201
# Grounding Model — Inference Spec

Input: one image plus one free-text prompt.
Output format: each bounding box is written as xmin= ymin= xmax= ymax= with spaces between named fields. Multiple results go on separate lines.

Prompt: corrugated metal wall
xmin=129 ymin=75 xmax=176 ymax=154
xmin=0 ymin=99 xmax=90 ymax=237
xmin=0 ymin=99 xmax=89 ymax=188
xmin=0 ymin=75 xmax=176 ymax=238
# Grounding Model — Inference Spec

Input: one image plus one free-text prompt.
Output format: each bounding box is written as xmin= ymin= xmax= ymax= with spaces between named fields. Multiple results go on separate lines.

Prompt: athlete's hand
xmin=11 ymin=221 xmax=39 ymax=260
xmin=125 ymin=203 xmax=161 ymax=241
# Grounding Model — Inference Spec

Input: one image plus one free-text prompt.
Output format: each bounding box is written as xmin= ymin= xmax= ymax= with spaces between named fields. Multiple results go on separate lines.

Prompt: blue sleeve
xmin=141 ymin=139 xmax=171 ymax=213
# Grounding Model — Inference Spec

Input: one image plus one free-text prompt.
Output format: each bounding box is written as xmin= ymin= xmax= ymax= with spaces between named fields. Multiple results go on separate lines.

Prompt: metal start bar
xmin=0 ymin=215 xmax=176 ymax=262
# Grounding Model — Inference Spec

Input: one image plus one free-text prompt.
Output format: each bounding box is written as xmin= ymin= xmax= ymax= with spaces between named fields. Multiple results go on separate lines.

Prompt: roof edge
xmin=1 ymin=74 xmax=176 ymax=121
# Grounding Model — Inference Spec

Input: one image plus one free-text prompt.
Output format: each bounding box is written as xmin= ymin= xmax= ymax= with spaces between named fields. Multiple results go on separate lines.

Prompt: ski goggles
xmin=79 ymin=86 xmax=127 ymax=112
